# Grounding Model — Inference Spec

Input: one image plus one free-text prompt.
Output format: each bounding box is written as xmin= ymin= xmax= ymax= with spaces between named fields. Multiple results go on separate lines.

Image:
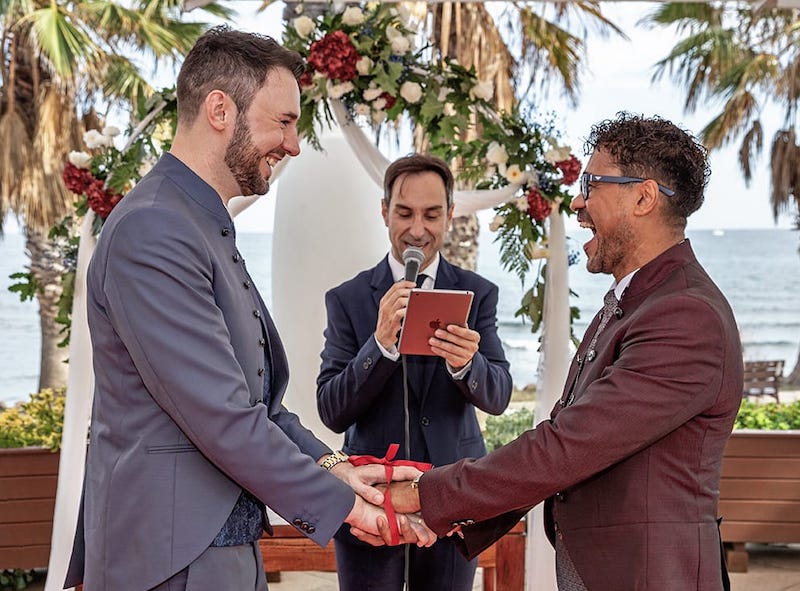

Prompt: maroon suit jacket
xmin=419 ymin=240 xmax=743 ymax=590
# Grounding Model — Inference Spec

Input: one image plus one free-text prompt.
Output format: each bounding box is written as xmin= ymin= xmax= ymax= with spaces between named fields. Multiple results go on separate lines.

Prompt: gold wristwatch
xmin=410 ymin=473 xmax=423 ymax=489
xmin=321 ymin=450 xmax=349 ymax=471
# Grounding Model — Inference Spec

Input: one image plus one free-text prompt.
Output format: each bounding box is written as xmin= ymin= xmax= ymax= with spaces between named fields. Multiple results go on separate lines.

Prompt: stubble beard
xmin=586 ymin=221 xmax=635 ymax=276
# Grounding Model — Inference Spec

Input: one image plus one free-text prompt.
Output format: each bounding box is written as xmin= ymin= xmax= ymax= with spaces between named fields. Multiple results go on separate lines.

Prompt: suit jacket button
xmin=362 ymin=360 xmax=371 ymax=370
xmin=253 ymin=310 xmax=261 ymax=318
xmin=243 ymin=280 xmax=251 ymax=289
xmin=293 ymin=518 xmax=303 ymax=527
xmin=232 ymin=253 xmax=240 ymax=263
xmin=221 ymin=227 xmax=231 ymax=236
xmin=307 ymin=525 xmax=316 ymax=534
xmin=555 ymin=491 xmax=566 ymax=502
xmin=259 ymin=338 xmax=266 ymax=347
xmin=257 ymin=368 xmax=265 ymax=376
xmin=420 ymin=417 xmax=430 ymax=426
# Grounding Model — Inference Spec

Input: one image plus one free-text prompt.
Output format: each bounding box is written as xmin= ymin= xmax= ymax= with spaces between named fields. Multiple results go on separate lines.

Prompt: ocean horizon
xmin=1 ymin=227 xmax=799 ymax=405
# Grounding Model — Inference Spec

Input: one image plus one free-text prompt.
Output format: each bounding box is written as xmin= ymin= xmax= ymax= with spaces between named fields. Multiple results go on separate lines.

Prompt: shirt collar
xmin=611 ymin=269 xmax=637 ymax=301
xmin=388 ymin=252 xmax=440 ymax=284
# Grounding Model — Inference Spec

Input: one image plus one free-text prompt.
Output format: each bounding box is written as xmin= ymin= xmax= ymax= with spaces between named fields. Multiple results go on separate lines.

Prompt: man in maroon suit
xmin=369 ymin=113 xmax=743 ymax=590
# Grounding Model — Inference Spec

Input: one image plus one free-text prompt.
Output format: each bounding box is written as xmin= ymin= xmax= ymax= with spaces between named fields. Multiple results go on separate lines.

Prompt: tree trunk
xmin=25 ymin=228 xmax=69 ymax=390
xmin=442 ymin=214 xmax=479 ymax=271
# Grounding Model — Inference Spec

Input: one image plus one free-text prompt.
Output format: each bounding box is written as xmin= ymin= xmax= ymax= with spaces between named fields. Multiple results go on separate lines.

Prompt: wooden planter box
xmin=719 ymin=430 xmax=800 ymax=572
xmin=0 ymin=447 xmax=60 ymax=570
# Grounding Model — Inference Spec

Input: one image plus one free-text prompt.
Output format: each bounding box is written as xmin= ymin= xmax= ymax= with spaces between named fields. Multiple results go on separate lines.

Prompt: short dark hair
xmin=584 ymin=112 xmax=710 ymax=225
xmin=176 ymin=25 xmax=305 ymax=125
xmin=384 ymin=154 xmax=454 ymax=207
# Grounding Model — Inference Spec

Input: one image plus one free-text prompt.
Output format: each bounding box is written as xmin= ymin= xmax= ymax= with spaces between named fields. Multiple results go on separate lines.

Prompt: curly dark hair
xmin=177 ymin=25 xmax=305 ymax=125
xmin=584 ymin=113 xmax=710 ymax=224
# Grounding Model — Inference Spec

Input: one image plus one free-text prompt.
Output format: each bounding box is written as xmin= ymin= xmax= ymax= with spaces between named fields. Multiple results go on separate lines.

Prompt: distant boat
xmin=712 ymin=229 xmax=725 ymax=237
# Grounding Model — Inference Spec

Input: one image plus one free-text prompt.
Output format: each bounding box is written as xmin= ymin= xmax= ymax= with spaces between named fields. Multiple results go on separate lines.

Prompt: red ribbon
xmin=348 ymin=443 xmax=432 ymax=545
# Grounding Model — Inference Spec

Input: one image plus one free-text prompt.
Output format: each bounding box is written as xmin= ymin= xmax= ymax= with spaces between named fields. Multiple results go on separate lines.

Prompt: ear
xmin=205 ymin=90 xmax=233 ymax=132
xmin=633 ymin=179 xmax=660 ymax=217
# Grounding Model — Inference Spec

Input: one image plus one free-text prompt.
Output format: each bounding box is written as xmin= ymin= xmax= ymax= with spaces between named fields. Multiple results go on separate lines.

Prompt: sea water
xmin=1 ymin=228 xmax=798 ymax=404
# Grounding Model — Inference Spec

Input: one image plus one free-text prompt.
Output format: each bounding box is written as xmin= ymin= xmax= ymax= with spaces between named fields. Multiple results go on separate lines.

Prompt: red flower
xmin=86 ymin=179 xmax=123 ymax=220
xmin=62 ymin=162 xmax=96 ymax=195
xmin=527 ymin=187 xmax=551 ymax=222
xmin=307 ymin=31 xmax=359 ymax=81
xmin=556 ymin=155 xmax=581 ymax=186
xmin=381 ymin=92 xmax=397 ymax=110
xmin=298 ymin=70 xmax=315 ymax=89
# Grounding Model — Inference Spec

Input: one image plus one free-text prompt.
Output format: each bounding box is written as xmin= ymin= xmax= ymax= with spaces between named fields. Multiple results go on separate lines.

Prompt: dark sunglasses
xmin=580 ymin=173 xmax=675 ymax=200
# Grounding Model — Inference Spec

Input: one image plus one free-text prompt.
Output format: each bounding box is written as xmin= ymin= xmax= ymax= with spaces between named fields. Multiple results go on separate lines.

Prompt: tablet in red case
xmin=398 ymin=289 xmax=474 ymax=356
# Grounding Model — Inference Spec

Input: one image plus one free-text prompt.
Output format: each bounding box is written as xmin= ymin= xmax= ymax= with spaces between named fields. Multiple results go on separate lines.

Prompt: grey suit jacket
xmin=65 ymin=154 xmax=354 ymax=591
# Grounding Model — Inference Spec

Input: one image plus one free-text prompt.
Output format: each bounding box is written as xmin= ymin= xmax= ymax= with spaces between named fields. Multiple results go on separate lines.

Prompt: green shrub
xmin=0 ymin=387 xmax=65 ymax=451
xmin=0 ymin=568 xmax=33 ymax=591
xmin=734 ymin=399 xmax=800 ymax=430
xmin=484 ymin=407 xmax=535 ymax=452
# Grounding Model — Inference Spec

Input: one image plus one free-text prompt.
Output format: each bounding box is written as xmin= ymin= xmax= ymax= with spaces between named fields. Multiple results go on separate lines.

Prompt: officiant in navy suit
xmin=317 ymin=154 xmax=513 ymax=591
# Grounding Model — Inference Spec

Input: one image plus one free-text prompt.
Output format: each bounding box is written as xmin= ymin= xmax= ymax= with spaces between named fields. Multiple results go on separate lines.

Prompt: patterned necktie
xmin=584 ymin=289 xmax=618 ymax=362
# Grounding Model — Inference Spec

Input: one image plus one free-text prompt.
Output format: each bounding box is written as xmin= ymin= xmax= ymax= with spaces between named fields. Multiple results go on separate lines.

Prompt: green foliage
xmin=0 ymin=569 xmax=33 ymax=591
xmin=484 ymin=407 xmax=535 ymax=452
xmin=734 ymin=399 xmax=800 ymax=430
xmin=0 ymin=388 xmax=66 ymax=451
xmin=7 ymin=272 xmax=38 ymax=302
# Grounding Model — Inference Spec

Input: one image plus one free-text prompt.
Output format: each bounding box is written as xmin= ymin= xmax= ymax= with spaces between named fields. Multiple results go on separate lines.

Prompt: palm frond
xmin=26 ymin=4 xmax=99 ymax=80
xmin=100 ymin=54 xmax=154 ymax=108
xmin=19 ymin=87 xmax=76 ymax=231
xmin=701 ymin=90 xmax=759 ymax=149
xmin=0 ymin=107 xmax=33 ymax=209
xmin=769 ymin=129 xmax=799 ymax=220
xmin=738 ymin=119 xmax=763 ymax=183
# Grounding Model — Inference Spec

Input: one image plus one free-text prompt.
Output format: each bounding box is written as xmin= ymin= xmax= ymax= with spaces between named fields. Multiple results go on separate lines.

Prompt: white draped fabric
xmin=47 ymin=107 xmax=569 ymax=591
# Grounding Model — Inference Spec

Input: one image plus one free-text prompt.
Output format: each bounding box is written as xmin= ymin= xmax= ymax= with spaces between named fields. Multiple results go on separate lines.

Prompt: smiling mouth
xmin=578 ymin=218 xmax=596 ymax=233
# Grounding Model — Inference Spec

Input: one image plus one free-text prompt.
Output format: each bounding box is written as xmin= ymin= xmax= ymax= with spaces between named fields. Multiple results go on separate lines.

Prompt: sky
xmin=222 ymin=1 xmax=794 ymax=233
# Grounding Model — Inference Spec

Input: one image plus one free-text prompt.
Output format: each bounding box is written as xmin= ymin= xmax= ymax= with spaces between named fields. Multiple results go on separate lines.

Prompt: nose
xmin=409 ymin=213 xmax=426 ymax=237
xmin=282 ymin=127 xmax=301 ymax=157
xmin=570 ymin=192 xmax=586 ymax=212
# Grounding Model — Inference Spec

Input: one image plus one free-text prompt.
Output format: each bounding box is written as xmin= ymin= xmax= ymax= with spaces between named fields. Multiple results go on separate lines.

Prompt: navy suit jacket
xmin=317 ymin=256 xmax=512 ymax=467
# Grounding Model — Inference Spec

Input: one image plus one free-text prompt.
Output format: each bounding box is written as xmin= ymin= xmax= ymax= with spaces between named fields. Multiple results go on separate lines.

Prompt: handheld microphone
xmin=402 ymin=247 xmax=425 ymax=284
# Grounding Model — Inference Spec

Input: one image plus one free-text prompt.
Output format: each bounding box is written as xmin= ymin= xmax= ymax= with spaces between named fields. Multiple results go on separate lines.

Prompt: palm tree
xmin=0 ymin=0 xmax=226 ymax=390
xmin=643 ymin=3 xmax=800 ymax=385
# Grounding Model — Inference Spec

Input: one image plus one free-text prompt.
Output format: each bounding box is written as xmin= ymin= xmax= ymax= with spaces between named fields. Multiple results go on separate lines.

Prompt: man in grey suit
xmin=65 ymin=26 xmax=431 ymax=591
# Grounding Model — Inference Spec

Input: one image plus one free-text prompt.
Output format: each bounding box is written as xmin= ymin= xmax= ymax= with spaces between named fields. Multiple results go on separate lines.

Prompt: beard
xmin=224 ymin=117 xmax=269 ymax=196
xmin=586 ymin=220 xmax=635 ymax=276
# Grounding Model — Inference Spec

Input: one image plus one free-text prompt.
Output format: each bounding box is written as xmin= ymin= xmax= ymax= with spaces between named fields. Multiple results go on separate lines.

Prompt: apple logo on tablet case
xmin=429 ymin=319 xmax=441 ymax=330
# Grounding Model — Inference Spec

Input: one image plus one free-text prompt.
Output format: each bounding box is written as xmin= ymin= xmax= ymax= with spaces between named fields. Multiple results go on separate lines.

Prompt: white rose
xmin=504 ymin=164 xmax=525 ymax=184
xmin=293 ymin=16 xmax=316 ymax=39
xmin=102 ymin=125 xmax=120 ymax=138
xmin=390 ymin=35 xmax=410 ymax=55
xmin=83 ymin=129 xmax=107 ymax=149
xmin=544 ymin=146 xmax=572 ymax=165
xmin=363 ymin=85 xmax=384 ymax=102
xmin=525 ymin=242 xmax=549 ymax=260
xmin=485 ymin=141 xmax=509 ymax=166
xmin=385 ymin=25 xmax=402 ymax=40
xmin=372 ymin=97 xmax=387 ymax=111
xmin=372 ymin=110 xmax=387 ymax=125
xmin=437 ymin=87 xmax=452 ymax=102
xmin=356 ymin=56 xmax=373 ymax=76
xmin=513 ymin=196 xmax=529 ymax=212
xmin=488 ymin=214 xmax=506 ymax=232
xmin=326 ymin=80 xmax=354 ymax=100
xmin=68 ymin=151 xmax=92 ymax=169
xmin=399 ymin=81 xmax=423 ymax=104
xmin=443 ymin=103 xmax=456 ymax=117
xmin=137 ymin=155 xmax=157 ymax=178
xmin=342 ymin=6 xmax=365 ymax=26
xmin=470 ymin=80 xmax=494 ymax=101
xmin=354 ymin=103 xmax=371 ymax=117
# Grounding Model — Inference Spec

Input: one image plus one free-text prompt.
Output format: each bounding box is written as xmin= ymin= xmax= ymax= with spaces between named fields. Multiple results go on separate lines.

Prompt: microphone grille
xmin=402 ymin=247 xmax=425 ymax=265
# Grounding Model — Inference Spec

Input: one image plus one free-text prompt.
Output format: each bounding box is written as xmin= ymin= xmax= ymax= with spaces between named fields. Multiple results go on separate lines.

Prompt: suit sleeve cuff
xmin=374 ymin=334 xmax=400 ymax=361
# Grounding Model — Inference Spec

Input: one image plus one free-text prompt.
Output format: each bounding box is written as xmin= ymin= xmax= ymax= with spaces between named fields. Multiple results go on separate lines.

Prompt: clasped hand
xmin=329 ymin=462 xmax=436 ymax=548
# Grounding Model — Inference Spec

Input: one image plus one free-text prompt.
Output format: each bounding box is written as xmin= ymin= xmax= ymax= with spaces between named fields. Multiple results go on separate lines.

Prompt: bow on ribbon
xmin=348 ymin=443 xmax=432 ymax=545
